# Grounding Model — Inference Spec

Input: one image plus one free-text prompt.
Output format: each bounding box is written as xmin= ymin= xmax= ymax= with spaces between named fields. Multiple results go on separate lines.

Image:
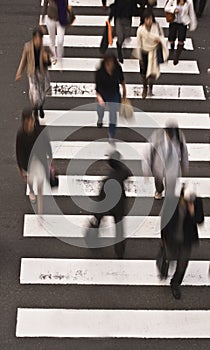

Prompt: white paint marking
xmin=16 ymin=308 xmax=210 ymax=338
xmin=43 ymin=35 xmax=194 ymax=50
xmin=40 ymin=15 xmax=169 ymax=28
xmin=49 ymin=58 xmax=199 ymax=74
xmin=50 ymin=141 xmax=210 ymax=161
xmin=40 ymin=110 xmax=210 ymax=129
xmin=23 ymin=214 xmax=209 ymax=238
xmin=26 ymin=176 xmax=210 ymax=197
xmin=41 ymin=0 xmax=168 ymax=9
xmin=50 ymin=82 xmax=205 ymax=100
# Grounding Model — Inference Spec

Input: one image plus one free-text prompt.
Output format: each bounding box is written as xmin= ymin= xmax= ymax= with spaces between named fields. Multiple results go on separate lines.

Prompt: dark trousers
xmin=193 ymin=0 xmax=207 ymax=15
xmin=170 ymin=245 xmax=191 ymax=286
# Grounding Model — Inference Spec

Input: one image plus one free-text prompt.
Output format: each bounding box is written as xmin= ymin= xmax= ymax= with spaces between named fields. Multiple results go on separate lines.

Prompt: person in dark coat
xmin=86 ymin=151 xmax=132 ymax=258
xmin=160 ymin=185 xmax=204 ymax=299
xmin=95 ymin=52 xmax=126 ymax=142
xmin=16 ymin=107 xmax=52 ymax=213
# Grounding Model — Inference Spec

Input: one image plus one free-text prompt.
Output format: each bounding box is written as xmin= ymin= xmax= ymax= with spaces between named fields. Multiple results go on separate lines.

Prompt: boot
xmin=169 ymin=42 xmax=175 ymax=59
xmin=173 ymin=44 xmax=183 ymax=66
xmin=147 ymin=76 xmax=153 ymax=97
xmin=117 ymin=43 xmax=123 ymax=64
xmin=141 ymin=76 xmax=147 ymax=99
xmin=39 ymin=106 xmax=45 ymax=119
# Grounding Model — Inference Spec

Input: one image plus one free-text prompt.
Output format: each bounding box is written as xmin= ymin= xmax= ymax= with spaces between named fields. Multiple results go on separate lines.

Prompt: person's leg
xmin=108 ymin=97 xmax=119 ymax=140
xmin=154 ymin=177 xmax=164 ymax=198
xmin=97 ymin=102 xmax=105 ymax=127
xmin=46 ymin=17 xmax=56 ymax=60
xmin=197 ymin=0 xmax=207 ymax=16
xmin=140 ymin=53 xmax=148 ymax=99
xmin=116 ymin=18 xmax=124 ymax=63
xmin=147 ymin=74 xmax=155 ymax=97
xmin=173 ymin=24 xmax=187 ymax=65
xmin=170 ymin=245 xmax=191 ymax=299
xmin=114 ymin=215 xmax=125 ymax=259
xmin=56 ymin=21 xmax=65 ymax=60
xmin=168 ymin=22 xmax=177 ymax=52
xmin=102 ymin=0 xmax=107 ymax=7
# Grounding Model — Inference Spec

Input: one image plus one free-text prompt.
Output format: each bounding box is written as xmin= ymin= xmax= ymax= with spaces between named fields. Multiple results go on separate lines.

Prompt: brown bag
xmin=106 ymin=21 xmax=113 ymax=46
xmin=165 ymin=11 xmax=175 ymax=23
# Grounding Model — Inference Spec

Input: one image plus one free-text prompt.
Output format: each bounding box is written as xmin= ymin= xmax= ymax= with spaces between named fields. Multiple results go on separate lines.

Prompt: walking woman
xmin=165 ymin=0 xmax=197 ymax=65
xmin=95 ymin=52 xmax=126 ymax=142
xmin=42 ymin=0 xmax=72 ymax=63
xmin=136 ymin=10 xmax=168 ymax=99
xmin=16 ymin=28 xmax=52 ymax=121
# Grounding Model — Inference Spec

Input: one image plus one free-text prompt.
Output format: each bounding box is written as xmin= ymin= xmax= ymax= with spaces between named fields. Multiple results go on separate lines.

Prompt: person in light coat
xmin=165 ymin=0 xmax=197 ymax=65
xmin=136 ymin=10 xmax=169 ymax=99
xmin=142 ymin=121 xmax=189 ymax=199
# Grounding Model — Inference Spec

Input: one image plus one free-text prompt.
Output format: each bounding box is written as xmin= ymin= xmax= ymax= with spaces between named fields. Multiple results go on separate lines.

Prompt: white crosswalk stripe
xmin=16 ymin=308 xmax=210 ymax=338
xmin=17 ymin=0 xmax=210 ymax=343
xmin=49 ymin=58 xmax=200 ymax=74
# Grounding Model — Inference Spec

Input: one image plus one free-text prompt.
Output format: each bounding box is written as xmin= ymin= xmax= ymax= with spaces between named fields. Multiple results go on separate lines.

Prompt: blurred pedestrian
xmin=15 ymin=28 xmax=52 ymax=122
xmin=86 ymin=151 xmax=132 ymax=258
xmin=16 ymin=107 xmax=52 ymax=215
xmin=109 ymin=0 xmax=140 ymax=63
xmin=42 ymin=0 xmax=72 ymax=63
xmin=142 ymin=121 xmax=189 ymax=199
xmin=136 ymin=10 xmax=168 ymax=99
xmin=95 ymin=52 xmax=126 ymax=142
xmin=160 ymin=185 xmax=204 ymax=299
xmin=193 ymin=0 xmax=207 ymax=17
xmin=165 ymin=0 xmax=197 ymax=65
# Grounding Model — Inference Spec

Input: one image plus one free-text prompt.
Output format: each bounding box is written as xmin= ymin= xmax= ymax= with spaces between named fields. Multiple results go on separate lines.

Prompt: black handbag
xmin=66 ymin=7 xmax=76 ymax=26
xmin=157 ymin=43 xmax=164 ymax=64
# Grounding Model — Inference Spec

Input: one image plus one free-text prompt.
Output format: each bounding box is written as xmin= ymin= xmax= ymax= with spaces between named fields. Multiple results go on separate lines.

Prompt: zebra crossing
xmin=16 ymin=0 xmax=210 ymax=344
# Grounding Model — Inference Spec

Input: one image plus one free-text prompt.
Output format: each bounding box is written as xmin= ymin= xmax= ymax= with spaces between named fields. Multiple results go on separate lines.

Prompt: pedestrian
xmin=142 ymin=121 xmax=189 ymax=199
xmin=86 ymin=151 xmax=132 ymax=259
xmin=109 ymin=0 xmax=140 ymax=63
xmin=193 ymin=0 xmax=207 ymax=17
xmin=136 ymin=9 xmax=169 ymax=99
xmin=41 ymin=0 xmax=72 ymax=63
xmin=16 ymin=107 xmax=52 ymax=215
xmin=165 ymin=0 xmax=197 ymax=65
xmin=160 ymin=185 xmax=204 ymax=299
xmin=15 ymin=27 xmax=52 ymax=122
xmin=95 ymin=52 xmax=126 ymax=142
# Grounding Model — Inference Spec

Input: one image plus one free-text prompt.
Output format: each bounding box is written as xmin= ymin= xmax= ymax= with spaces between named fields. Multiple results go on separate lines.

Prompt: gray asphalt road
xmin=0 ymin=0 xmax=210 ymax=349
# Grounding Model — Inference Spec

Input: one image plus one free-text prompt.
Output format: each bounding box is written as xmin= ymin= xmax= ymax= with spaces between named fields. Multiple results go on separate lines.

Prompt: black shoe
xmin=170 ymin=283 xmax=181 ymax=300
xmin=97 ymin=122 xmax=103 ymax=128
xmin=39 ymin=107 xmax=45 ymax=119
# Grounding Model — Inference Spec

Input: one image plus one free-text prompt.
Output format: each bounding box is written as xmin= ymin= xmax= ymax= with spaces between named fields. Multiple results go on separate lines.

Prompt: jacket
xmin=42 ymin=0 xmax=69 ymax=21
xmin=165 ymin=0 xmax=197 ymax=30
xmin=16 ymin=40 xmax=52 ymax=78
xmin=161 ymin=197 xmax=204 ymax=247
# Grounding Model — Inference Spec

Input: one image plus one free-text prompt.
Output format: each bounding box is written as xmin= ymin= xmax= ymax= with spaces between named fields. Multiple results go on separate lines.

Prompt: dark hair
xmin=32 ymin=27 xmax=44 ymax=38
xmin=21 ymin=107 xmax=33 ymax=123
xmin=141 ymin=9 xmax=156 ymax=24
xmin=102 ymin=51 xmax=118 ymax=68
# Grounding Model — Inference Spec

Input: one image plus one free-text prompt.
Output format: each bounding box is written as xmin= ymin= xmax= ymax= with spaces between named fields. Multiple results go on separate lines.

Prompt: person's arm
xmin=41 ymin=0 xmax=49 ymax=18
xmin=121 ymin=81 xmax=126 ymax=99
xmin=15 ymin=44 xmax=27 ymax=81
xmin=95 ymin=70 xmax=105 ymax=107
xmin=118 ymin=65 xmax=126 ymax=99
xmin=180 ymin=132 xmax=189 ymax=176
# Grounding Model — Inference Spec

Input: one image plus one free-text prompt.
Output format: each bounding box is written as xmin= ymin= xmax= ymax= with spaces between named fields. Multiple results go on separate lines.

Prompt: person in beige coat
xmin=15 ymin=28 xmax=52 ymax=121
xmin=136 ymin=10 xmax=169 ymax=99
xmin=165 ymin=0 xmax=197 ymax=65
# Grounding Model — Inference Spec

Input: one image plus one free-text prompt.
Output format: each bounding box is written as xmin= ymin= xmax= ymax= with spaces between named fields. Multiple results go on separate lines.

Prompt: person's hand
xmin=188 ymin=202 xmax=195 ymax=217
xmin=139 ymin=59 xmax=144 ymax=68
xmin=19 ymin=169 xmax=27 ymax=182
xmin=97 ymin=95 xmax=105 ymax=107
xmin=174 ymin=8 xmax=179 ymax=13
xmin=15 ymin=74 xmax=21 ymax=81
xmin=154 ymin=39 xmax=160 ymax=45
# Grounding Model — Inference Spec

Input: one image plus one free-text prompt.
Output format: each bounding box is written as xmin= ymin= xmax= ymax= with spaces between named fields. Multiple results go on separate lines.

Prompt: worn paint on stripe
xmin=50 ymin=83 xmax=205 ymax=100
xmin=16 ymin=308 xmax=210 ymax=338
xmin=26 ymin=176 xmax=210 ymax=197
